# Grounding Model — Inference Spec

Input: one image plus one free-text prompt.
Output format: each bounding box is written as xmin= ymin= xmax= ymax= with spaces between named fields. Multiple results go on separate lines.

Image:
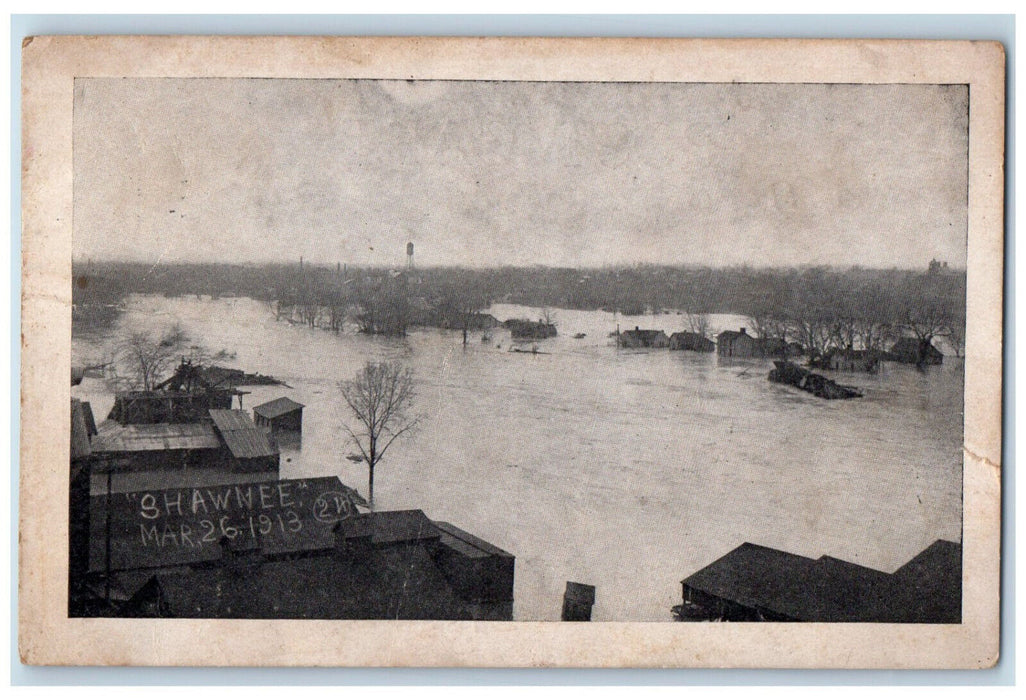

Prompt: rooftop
xmin=253 ymin=397 xmax=305 ymax=420
xmin=680 ymin=540 xmax=961 ymax=623
xmin=89 ymin=476 xmax=365 ymax=572
xmin=208 ymin=409 xmax=278 ymax=459
xmin=90 ymin=421 xmax=222 ymax=454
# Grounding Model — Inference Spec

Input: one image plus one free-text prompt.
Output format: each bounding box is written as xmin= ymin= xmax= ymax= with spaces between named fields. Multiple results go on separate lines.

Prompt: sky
xmin=73 ymin=79 xmax=969 ymax=269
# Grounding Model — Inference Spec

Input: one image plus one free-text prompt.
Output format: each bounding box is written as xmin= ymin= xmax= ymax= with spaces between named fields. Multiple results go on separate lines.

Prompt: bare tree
xmin=115 ymin=328 xmax=184 ymax=391
xmin=339 ymin=361 xmax=419 ymax=506
xmin=685 ymin=311 xmax=711 ymax=339
xmin=901 ymin=296 xmax=954 ymax=368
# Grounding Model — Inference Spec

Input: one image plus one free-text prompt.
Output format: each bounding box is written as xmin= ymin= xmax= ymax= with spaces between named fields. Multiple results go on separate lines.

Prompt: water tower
xmin=406 ymin=241 xmax=414 ymax=270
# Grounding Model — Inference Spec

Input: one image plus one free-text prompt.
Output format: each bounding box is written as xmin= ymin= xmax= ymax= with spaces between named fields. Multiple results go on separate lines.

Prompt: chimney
xmin=562 ymin=581 xmax=596 ymax=621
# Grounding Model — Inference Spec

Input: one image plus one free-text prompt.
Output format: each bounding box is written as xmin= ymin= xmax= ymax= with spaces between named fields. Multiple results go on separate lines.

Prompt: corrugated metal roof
xmin=209 ymin=409 xmax=278 ymax=459
xmin=253 ymin=397 xmax=305 ymax=420
xmin=90 ymin=421 xmax=221 ymax=453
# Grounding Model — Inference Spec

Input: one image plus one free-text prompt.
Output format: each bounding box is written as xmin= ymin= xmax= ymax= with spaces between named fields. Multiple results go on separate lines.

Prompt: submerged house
xmin=503 ymin=318 xmax=557 ymax=340
xmin=887 ymin=338 xmax=944 ymax=366
xmin=822 ymin=348 xmax=881 ymax=373
xmin=619 ymin=327 xmax=670 ymax=349
xmin=668 ymin=331 xmax=715 ymax=353
xmin=674 ymin=540 xmax=961 ymax=623
xmin=716 ymin=328 xmax=759 ymax=358
xmin=73 ymin=476 xmax=515 ymax=620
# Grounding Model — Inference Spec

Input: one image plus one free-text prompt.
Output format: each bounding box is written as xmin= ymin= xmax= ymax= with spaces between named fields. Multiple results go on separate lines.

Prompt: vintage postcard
xmin=19 ymin=37 xmax=1004 ymax=667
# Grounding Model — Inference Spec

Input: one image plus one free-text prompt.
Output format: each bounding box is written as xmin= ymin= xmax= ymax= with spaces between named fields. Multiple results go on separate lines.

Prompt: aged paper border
xmin=19 ymin=36 xmax=1005 ymax=668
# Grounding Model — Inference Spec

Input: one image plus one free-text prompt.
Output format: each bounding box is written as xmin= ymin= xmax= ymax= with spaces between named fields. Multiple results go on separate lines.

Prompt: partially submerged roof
xmin=623 ymin=328 xmax=666 ymax=337
xmin=208 ymin=409 xmax=278 ymax=459
xmin=253 ymin=397 xmax=305 ymax=420
xmin=90 ymin=421 xmax=221 ymax=453
xmin=717 ymin=329 xmax=750 ymax=339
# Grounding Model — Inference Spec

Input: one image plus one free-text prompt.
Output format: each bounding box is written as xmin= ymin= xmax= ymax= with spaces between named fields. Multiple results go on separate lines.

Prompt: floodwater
xmin=71 ymin=295 xmax=964 ymax=621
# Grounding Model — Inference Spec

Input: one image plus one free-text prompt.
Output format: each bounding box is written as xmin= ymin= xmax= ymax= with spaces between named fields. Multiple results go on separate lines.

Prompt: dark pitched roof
xmin=208 ymin=409 xmax=278 ymax=459
xmin=253 ymin=397 xmax=305 ymax=420
xmin=434 ymin=521 xmax=514 ymax=559
xmin=717 ymin=329 xmax=751 ymax=340
xmin=623 ymin=329 xmax=667 ymax=339
xmin=148 ymin=542 xmax=483 ymax=620
xmin=681 ymin=540 xmax=961 ymax=623
xmin=890 ymin=337 xmax=943 ymax=356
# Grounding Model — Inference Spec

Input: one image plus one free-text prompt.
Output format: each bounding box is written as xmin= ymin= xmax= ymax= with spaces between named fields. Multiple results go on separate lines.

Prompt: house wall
xmin=269 ymin=411 xmax=302 ymax=432
xmin=717 ymin=334 xmax=757 ymax=357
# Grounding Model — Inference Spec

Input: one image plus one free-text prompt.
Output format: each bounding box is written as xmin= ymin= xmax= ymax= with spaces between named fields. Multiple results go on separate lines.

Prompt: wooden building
xmin=668 ymin=331 xmax=715 ymax=353
xmin=86 ymin=408 xmax=280 ymax=495
xmin=823 ymin=349 xmax=881 ymax=373
xmin=716 ymin=328 xmax=758 ymax=358
xmin=503 ymin=318 xmax=558 ymax=339
xmin=887 ymin=338 xmax=944 ymax=366
xmin=73 ymin=476 xmax=515 ymax=621
xmin=619 ymin=327 xmax=670 ymax=349
xmin=674 ymin=540 xmax=961 ymax=623
xmin=208 ymin=409 xmax=280 ymax=472
xmin=253 ymin=397 xmax=304 ymax=433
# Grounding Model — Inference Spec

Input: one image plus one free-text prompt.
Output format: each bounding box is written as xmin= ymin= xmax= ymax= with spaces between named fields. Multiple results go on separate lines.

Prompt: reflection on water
xmin=72 ymin=296 xmax=964 ymax=621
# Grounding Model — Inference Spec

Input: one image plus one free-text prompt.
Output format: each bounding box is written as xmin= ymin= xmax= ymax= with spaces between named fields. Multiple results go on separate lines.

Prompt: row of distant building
xmin=619 ymin=326 xmax=944 ymax=368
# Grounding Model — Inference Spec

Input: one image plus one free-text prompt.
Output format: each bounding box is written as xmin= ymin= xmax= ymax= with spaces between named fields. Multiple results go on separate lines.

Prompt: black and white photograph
xmin=20 ymin=36 xmax=1004 ymax=667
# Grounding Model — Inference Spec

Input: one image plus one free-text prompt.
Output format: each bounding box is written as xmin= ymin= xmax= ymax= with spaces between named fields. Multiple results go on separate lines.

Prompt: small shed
xmin=253 ymin=397 xmax=305 ymax=433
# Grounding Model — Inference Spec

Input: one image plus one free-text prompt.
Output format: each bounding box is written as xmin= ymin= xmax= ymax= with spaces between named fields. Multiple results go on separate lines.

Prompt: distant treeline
xmin=72 ymin=260 xmax=966 ymax=356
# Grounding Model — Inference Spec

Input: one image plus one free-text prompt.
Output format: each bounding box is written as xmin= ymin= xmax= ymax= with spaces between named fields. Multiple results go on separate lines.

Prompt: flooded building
xmin=503 ymin=318 xmax=558 ymax=339
xmin=619 ymin=327 xmax=669 ymax=349
xmin=716 ymin=327 xmax=759 ymax=357
xmin=673 ymin=540 xmax=960 ymax=623
xmin=74 ymin=476 xmax=515 ymax=620
xmin=253 ymin=397 xmax=304 ymax=434
xmin=668 ymin=331 xmax=715 ymax=353
xmin=822 ymin=348 xmax=881 ymax=373
xmin=887 ymin=338 xmax=944 ymax=366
